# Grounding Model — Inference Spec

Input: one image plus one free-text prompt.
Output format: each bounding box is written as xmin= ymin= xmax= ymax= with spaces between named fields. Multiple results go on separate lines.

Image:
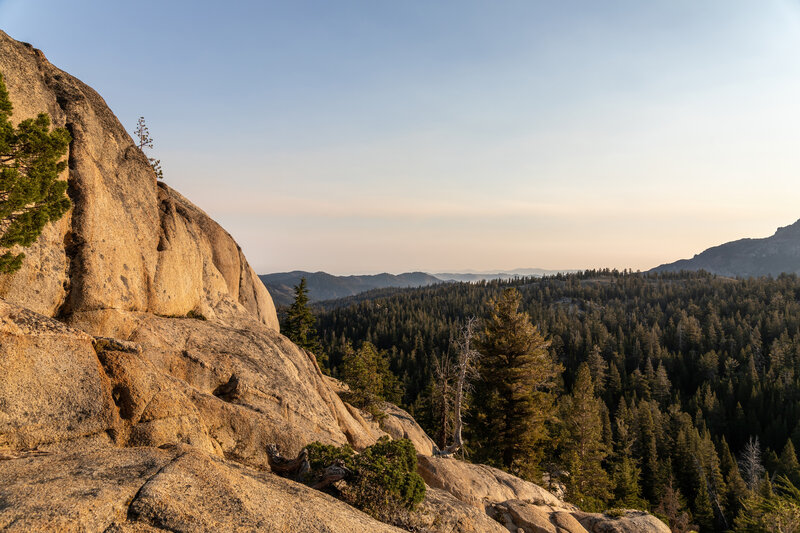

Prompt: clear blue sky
xmin=2 ymin=1 xmax=799 ymax=274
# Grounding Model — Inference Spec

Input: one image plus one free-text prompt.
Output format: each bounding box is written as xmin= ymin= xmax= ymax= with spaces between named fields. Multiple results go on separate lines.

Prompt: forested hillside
xmin=316 ymin=270 xmax=800 ymax=530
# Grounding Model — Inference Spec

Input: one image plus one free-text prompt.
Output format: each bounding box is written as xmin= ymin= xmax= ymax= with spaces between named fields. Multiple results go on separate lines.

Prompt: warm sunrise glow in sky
xmin=2 ymin=1 xmax=800 ymax=274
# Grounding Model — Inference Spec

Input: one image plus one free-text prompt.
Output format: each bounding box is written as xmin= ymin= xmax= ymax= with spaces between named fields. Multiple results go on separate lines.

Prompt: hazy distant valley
xmin=261 ymin=268 xmax=579 ymax=306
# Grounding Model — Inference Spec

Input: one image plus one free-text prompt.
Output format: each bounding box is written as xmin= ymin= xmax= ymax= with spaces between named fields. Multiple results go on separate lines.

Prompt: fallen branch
xmin=266 ymin=444 xmax=310 ymax=480
xmin=266 ymin=444 xmax=352 ymax=489
xmin=310 ymin=459 xmax=351 ymax=489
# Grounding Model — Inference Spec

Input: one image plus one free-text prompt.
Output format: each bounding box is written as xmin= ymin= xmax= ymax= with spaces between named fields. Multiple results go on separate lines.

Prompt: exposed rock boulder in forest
xmin=0 ymin=30 xmax=669 ymax=532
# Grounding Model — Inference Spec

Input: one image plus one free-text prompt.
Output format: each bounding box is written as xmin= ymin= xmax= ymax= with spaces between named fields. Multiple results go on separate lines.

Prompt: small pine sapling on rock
xmin=134 ymin=116 xmax=163 ymax=179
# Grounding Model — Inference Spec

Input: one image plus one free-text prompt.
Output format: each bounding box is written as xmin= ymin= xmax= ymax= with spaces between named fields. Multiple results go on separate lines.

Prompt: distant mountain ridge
xmin=260 ymin=268 xmax=579 ymax=306
xmin=651 ymin=218 xmax=800 ymax=277
xmin=259 ymin=271 xmax=443 ymax=306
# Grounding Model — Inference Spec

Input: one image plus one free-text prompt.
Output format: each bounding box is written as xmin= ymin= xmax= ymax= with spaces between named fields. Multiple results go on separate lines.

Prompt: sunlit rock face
xmin=0 ymin=30 xmax=278 ymax=329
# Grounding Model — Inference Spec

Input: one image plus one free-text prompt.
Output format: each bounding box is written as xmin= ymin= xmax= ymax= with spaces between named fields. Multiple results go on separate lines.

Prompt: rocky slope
xmin=0 ymin=30 xmax=669 ymax=533
xmin=651 ymin=218 xmax=800 ymax=277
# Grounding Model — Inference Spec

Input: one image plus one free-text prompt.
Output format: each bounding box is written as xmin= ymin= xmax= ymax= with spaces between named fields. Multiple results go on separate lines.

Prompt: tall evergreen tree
xmin=636 ymin=402 xmax=662 ymax=503
xmin=693 ymin=482 xmax=715 ymax=533
xmin=611 ymin=399 xmax=647 ymax=508
xmin=778 ymin=440 xmax=800 ymax=487
xmin=282 ymin=277 xmax=326 ymax=368
xmin=0 ymin=71 xmax=71 ymax=273
xmin=718 ymin=437 xmax=748 ymax=526
xmin=655 ymin=479 xmax=694 ymax=533
xmin=469 ymin=288 xmax=561 ymax=480
xmin=559 ymin=362 xmax=612 ymax=510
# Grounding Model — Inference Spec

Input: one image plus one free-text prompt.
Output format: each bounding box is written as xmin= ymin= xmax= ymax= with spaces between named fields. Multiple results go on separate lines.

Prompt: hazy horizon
xmin=2 ymin=0 xmax=799 ymax=274
xmin=263 ymin=267 xmax=581 ymax=276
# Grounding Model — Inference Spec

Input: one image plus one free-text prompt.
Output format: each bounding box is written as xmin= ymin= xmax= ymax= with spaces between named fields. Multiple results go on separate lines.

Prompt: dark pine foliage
xmin=282 ymin=277 xmax=326 ymax=368
xmin=0 ymin=71 xmax=71 ymax=273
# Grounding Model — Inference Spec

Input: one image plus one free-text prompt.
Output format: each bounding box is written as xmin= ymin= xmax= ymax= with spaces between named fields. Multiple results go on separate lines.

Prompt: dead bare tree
xmin=435 ymin=316 xmax=480 ymax=457
xmin=266 ymin=444 xmax=310 ymax=480
xmin=739 ymin=436 xmax=766 ymax=491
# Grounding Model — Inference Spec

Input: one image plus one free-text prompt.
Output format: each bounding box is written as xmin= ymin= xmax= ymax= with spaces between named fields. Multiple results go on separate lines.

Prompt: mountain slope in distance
xmin=651 ymin=218 xmax=800 ymax=277
xmin=259 ymin=271 xmax=443 ymax=306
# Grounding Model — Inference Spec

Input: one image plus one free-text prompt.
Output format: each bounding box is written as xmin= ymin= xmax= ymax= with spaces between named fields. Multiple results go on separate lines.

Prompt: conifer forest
xmin=312 ymin=271 xmax=800 ymax=531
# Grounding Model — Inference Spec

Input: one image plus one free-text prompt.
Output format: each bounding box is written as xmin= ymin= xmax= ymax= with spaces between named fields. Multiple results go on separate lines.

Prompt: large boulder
xmin=0 ymin=29 xmax=381 ymax=461
xmin=381 ymin=402 xmax=437 ymax=456
xmin=0 ymin=300 xmax=117 ymax=451
xmin=0 ymin=296 xmax=379 ymax=463
xmin=80 ymin=309 xmax=382 ymax=463
xmin=417 ymin=455 xmax=566 ymax=509
xmin=574 ymin=510 xmax=672 ymax=533
xmin=419 ymin=488 xmax=508 ymax=533
xmin=0 ymin=445 xmax=403 ymax=532
xmin=419 ymin=456 xmax=670 ymax=533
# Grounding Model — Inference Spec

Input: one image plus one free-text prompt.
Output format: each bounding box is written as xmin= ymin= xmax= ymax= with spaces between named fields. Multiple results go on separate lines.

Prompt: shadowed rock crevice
xmin=212 ymin=374 xmax=240 ymax=402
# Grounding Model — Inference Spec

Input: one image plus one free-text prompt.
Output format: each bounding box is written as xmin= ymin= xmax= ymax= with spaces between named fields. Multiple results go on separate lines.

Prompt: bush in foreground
xmin=305 ymin=437 xmax=426 ymax=525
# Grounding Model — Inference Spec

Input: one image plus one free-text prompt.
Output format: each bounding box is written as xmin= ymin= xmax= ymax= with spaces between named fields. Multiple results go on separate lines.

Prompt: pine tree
xmin=282 ymin=277 xmax=326 ymax=368
xmin=133 ymin=116 xmax=163 ymax=179
xmin=587 ymin=345 xmax=608 ymax=395
xmin=697 ymin=429 xmax=727 ymax=529
xmin=637 ymin=402 xmax=662 ymax=503
xmin=655 ymin=479 xmax=694 ymax=533
xmin=0 ymin=72 xmax=71 ymax=273
xmin=339 ymin=341 xmax=403 ymax=420
xmin=611 ymin=399 xmax=647 ymax=508
xmin=470 ymin=288 xmax=561 ymax=479
xmin=778 ymin=440 xmax=800 ymax=486
xmin=652 ymin=360 xmax=671 ymax=405
xmin=693 ymin=482 xmax=715 ymax=533
xmin=559 ymin=362 xmax=611 ymax=510
xmin=718 ymin=437 xmax=748 ymax=527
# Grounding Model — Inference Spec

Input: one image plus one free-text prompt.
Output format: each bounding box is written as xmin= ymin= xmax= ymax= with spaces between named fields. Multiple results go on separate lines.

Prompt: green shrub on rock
xmin=305 ymin=441 xmax=357 ymax=472
xmin=305 ymin=437 xmax=426 ymax=523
